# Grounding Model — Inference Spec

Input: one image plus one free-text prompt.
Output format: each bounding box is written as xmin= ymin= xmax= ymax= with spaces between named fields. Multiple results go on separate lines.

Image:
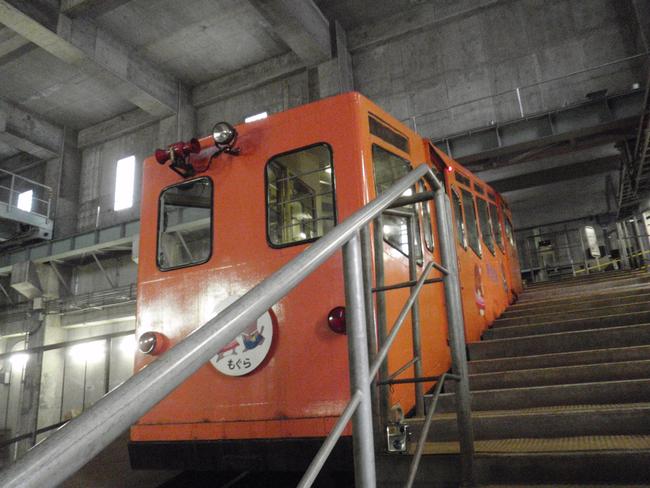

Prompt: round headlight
xmin=212 ymin=122 xmax=236 ymax=145
xmin=138 ymin=331 xmax=167 ymax=355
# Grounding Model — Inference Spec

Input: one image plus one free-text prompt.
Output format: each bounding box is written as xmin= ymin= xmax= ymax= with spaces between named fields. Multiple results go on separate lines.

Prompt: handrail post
xmin=433 ymin=180 xmax=476 ymax=487
xmin=616 ymin=221 xmax=630 ymax=269
xmin=343 ymin=232 xmax=377 ymax=488
xmin=632 ymin=215 xmax=648 ymax=267
xmin=360 ymin=224 xmax=382 ymax=449
xmin=406 ymin=214 xmax=424 ymax=416
xmin=372 ymin=215 xmax=390 ymax=427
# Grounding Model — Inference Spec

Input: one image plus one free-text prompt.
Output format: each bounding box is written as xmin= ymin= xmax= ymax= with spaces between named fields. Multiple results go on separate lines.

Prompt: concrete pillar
xmin=14 ymin=310 xmax=44 ymax=459
xmin=313 ymin=20 xmax=354 ymax=100
xmin=45 ymin=127 xmax=82 ymax=239
xmin=157 ymin=83 xmax=196 ymax=147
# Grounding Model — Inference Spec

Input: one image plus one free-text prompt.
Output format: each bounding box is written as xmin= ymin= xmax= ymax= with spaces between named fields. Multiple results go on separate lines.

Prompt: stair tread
xmin=469 ymin=358 xmax=650 ymax=379
xmin=492 ymin=310 xmax=650 ymax=331
xmin=433 ymin=377 xmax=650 ymax=397
xmin=473 ymin=322 xmax=650 ymax=345
xmin=469 ymin=345 xmax=650 ymax=368
xmin=411 ymin=434 xmax=650 ymax=455
xmin=409 ymin=402 xmax=650 ymax=421
xmin=495 ymin=301 xmax=650 ymax=324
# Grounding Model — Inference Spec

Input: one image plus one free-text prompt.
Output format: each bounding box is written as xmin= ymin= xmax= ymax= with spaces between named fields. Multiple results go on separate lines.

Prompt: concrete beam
xmin=193 ymin=51 xmax=304 ymax=108
xmin=347 ymin=0 xmax=508 ymax=52
xmin=77 ymin=109 xmax=159 ymax=148
xmin=489 ymin=156 xmax=621 ymax=193
xmin=0 ymin=26 xmax=29 ymax=58
xmin=249 ymin=0 xmax=331 ymax=65
xmin=0 ymin=219 xmax=140 ymax=275
xmin=60 ymin=0 xmax=132 ymax=18
xmin=79 ymin=84 xmax=196 ymax=149
xmin=0 ymin=0 xmax=179 ymax=117
xmin=433 ymin=90 xmax=644 ymax=170
xmin=0 ymin=99 xmax=62 ymax=159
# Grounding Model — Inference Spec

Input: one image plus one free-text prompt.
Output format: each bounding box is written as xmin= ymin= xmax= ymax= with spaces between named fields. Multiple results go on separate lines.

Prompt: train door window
xmin=372 ymin=144 xmax=422 ymax=262
xmin=451 ymin=187 xmax=466 ymax=249
xmin=461 ymin=188 xmax=481 ymax=257
xmin=476 ymin=197 xmax=495 ymax=255
xmin=419 ymin=182 xmax=434 ymax=252
xmin=489 ymin=203 xmax=504 ymax=251
xmin=504 ymin=216 xmax=516 ymax=248
xmin=266 ymin=144 xmax=335 ymax=247
xmin=157 ymin=177 xmax=212 ymax=270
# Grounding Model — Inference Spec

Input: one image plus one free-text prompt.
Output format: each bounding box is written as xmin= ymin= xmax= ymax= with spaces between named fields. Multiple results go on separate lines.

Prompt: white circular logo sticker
xmin=209 ymin=296 xmax=273 ymax=376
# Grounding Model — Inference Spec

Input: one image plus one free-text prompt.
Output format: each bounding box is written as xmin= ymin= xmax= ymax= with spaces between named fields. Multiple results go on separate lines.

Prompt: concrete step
xmin=408 ymin=403 xmax=650 ymax=443
xmin=524 ymin=270 xmax=636 ymax=290
xmin=501 ymin=290 xmax=650 ymax=318
xmin=448 ymin=359 xmax=650 ymax=392
xmin=494 ymin=301 xmax=650 ymax=328
xmin=377 ymin=449 xmax=650 ymax=486
xmin=484 ymin=311 xmax=650 ymax=340
xmin=469 ymin=323 xmax=650 ymax=360
xmin=435 ymin=378 xmax=650 ymax=413
xmin=468 ymin=345 xmax=650 ymax=374
xmin=519 ymin=276 xmax=650 ymax=303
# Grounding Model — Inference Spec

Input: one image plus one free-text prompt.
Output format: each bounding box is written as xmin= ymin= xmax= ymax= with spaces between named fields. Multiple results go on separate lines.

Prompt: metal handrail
xmin=405 ymin=372 xmax=460 ymax=488
xmin=0 ymin=164 xmax=427 ymax=486
xmin=0 ymin=163 xmax=474 ymax=488
xmin=298 ymin=259 xmax=438 ymax=486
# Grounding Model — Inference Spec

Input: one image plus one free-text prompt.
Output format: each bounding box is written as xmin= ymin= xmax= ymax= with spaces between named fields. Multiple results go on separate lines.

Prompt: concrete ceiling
xmin=94 ymin=0 xmax=290 ymax=85
xmin=315 ymin=0 xmax=417 ymax=30
xmin=0 ymin=0 xmax=645 ymax=231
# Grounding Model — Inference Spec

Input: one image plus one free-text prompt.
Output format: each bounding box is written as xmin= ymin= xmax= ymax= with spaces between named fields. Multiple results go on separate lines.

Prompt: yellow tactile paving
xmin=411 ymin=435 xmax=650 ymax=455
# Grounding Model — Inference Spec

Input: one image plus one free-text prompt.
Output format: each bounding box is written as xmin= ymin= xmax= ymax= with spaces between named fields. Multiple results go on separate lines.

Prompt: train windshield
xmin=266 ymin=144 xmax=335 ymax=247
xmin=372 ymin=144 xmax=423 ymax=262
xmin=157 ymin=177 xmax=212 ymax=270
xmin=461 ymin=188 xmax=481 ymax=257
xmin=476 ymin=197 xmax=495 ymax=255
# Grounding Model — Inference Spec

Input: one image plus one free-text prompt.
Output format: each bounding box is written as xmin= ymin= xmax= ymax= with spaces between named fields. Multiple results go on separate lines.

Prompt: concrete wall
xmin=67 ymin=0 xmax=645 ymax=237
xmin=352 ymin=0 xmax=644 ymax=138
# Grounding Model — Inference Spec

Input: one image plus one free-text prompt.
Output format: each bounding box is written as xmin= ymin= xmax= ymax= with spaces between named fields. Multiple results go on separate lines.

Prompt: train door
xmin=501 ymin=201 xmax=524 ymax=296
xmin=364 ymin=113 xmax=451 ymax=415
xmin=487 ymin=191 xmax=514 ymax=305
xmin=448 ymin=179 xmax=487 ymax=342
xmin=474 ymin=187 xmax=508 ymax=322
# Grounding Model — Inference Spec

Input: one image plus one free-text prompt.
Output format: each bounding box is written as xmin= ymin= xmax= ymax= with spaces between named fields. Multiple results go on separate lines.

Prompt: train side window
xmin=372 ymin=144 xmax=423 ymax=262
xmin=451 ymin=188 xmax=466 ymax=249
xmin=461 ymin=188 xmax=482 ymax=257
xmin=266 ymin=143 xmax=336 ymax=247
xmin=489 ymin=203 xmax=504 ymax=251
xmin=476 ymin=197 xmax=495 ymax=255
xmin=419 ymin=182 xmax=434 ymax=252
xmin=157 ymin=177 xmax=212 ymax=271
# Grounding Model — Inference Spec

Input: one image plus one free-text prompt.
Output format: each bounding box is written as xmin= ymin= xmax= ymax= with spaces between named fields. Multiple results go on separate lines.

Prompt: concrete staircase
xmin=379 ymin=270 xmax=650 ymax=487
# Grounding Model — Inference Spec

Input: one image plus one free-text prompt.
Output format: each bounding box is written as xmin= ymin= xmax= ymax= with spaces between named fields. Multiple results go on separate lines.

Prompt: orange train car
xmin=129 ymin=92 xmax=522 ymax=470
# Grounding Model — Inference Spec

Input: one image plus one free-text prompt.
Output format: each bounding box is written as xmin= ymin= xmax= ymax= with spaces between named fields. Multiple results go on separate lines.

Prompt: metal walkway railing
xmin=0 ymin=164 xmax=475 ymax=487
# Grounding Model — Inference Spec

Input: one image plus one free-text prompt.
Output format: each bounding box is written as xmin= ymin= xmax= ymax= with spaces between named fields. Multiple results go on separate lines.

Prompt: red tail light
xmin=327 ymin=306 xmax=346 ymax=334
